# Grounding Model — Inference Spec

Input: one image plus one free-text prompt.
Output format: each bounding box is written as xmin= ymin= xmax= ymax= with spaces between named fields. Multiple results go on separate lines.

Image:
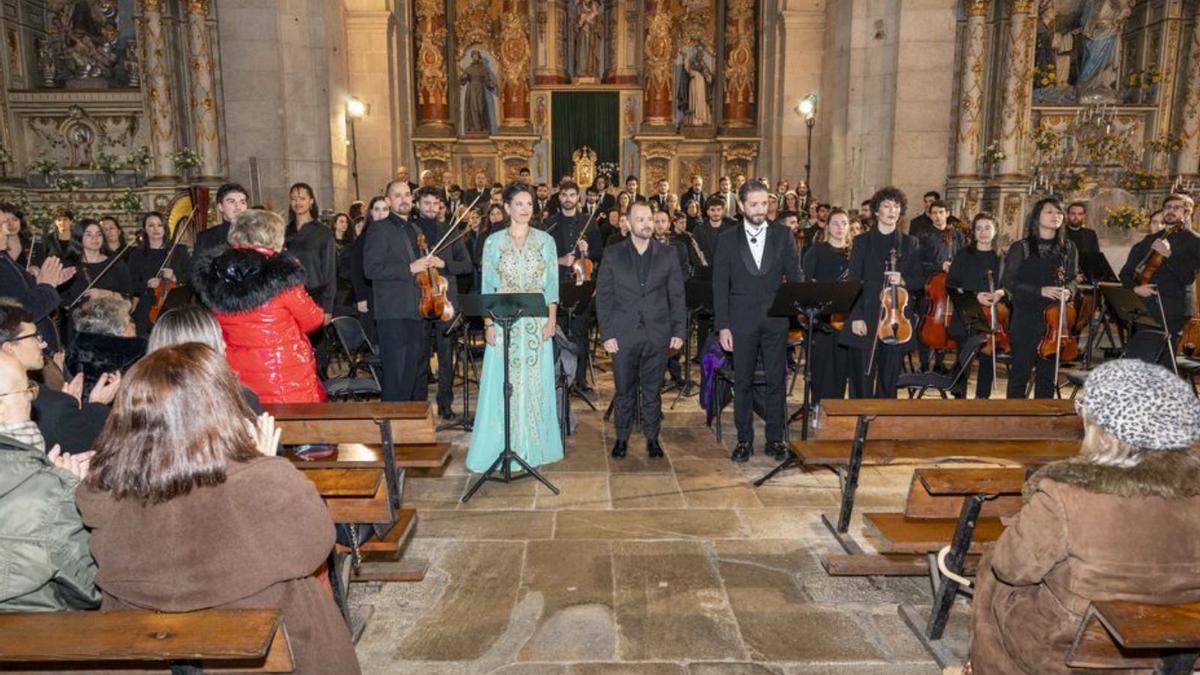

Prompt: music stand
xmin=436 ymin=312 xmax=476 ymax=433
xmin=670 ymin=279 xmax=713 ymax=408
xmin=1099 ymin=282 xmax=1162 ymax=330
xmin=558 ymin=281 xmax=597 ymax=411
xmin=460 ymin=292 xmax=560 ymax=502
xmin=1079 ymin=252 xmax=1122 ymax=367
xmin=754 ymin=281 xmax=862 ymax=488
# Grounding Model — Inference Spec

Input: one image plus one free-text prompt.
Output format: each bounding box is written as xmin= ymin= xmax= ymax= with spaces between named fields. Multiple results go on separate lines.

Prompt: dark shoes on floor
xmin=765 ymin=441 xmax=790 ymax=461
xmin=730 ymin=442 xmax=753 ymax=462
xmin=438 ymin=407 xmax=457 ymax=421
xmin=647 ymin=439 xmax=664 ymax=459
xmin=611 ymin=439 xmax=628 ymax=459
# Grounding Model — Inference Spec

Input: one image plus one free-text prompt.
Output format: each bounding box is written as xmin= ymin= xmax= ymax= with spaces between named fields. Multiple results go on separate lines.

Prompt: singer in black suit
xmin=596 ymin=202 xmax=686 ymax=459
xmin=712 ymin=180 xmax=802 ymax=463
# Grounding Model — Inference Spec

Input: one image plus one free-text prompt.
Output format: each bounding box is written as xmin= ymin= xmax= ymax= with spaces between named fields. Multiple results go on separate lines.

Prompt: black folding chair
xmin=896 ymin=333 xmax=989 ymax=399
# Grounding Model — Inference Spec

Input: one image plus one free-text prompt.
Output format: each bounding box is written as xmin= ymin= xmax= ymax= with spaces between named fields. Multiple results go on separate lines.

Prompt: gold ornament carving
xmin=140 ymin=0 xmax=163 ymax=12
xmin=963 ymin=0 xmax=990 ymax=17
xmin=416 ymin=0 xmax=448 ymax=107
xmin=496 ymin=140 xmax=533 ymax=160
xmin=455 ymin=0 xmax=495 ymax=60
xmin=414 ymin=142 xmax=452 ymax=163
xmin=1181 ymin=22 xmax=1200 ymax=151
xmin=187 ymin=0 xmax=210 ymax=15
xmin=644 ymin=10 xmax=673 ymax=95
xmin=1004 ymin=194 xmax=1023 ymax=232
xmin=724 ymin=0 xmax=755 ymax=105
xmin=722 ymin=142 xmax=757 ymax=162
xmin=1010 ymin=0 xmax=1034 ymax=13
xmin=640 ymin=141 xmax=677 ymax=159
xmin=498 ymin=11 xmax=531 ymax=105
xmin=678 ymin=0 xmax=714 ymax=49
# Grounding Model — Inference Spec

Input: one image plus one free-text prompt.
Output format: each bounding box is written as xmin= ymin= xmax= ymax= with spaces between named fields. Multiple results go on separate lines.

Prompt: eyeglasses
xmin=0 ymin=382 xmax=38 ymax=401
xmin=3 ymin=331 xmax=45 ymax=346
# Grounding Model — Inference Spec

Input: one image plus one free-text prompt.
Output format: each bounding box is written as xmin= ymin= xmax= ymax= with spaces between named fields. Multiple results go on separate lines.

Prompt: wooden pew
xmin=764 ymin=399 xmax=1080 ymax=535
xmin=1067 ymin=601 xmax=1200 ymax=674
xmin=0 ymin=609 xmax=293 ymax=673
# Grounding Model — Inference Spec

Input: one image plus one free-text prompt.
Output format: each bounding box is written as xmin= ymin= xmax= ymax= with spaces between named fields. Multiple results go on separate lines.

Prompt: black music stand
xmin=754 ymin=281 xmax=862 ymax=488
xmin=1079 ymin=252 xmax=1122 ymax=367
xmin=460 ymin=292 xmax=561 ymax=502
xmin=670 ymin=279 xmax=713 ymax=408
xmin=559 ymin=281 xmax=597 ymax=410
xmin=436 ymin=312 xmax=476 ymax=433
xmin=1099 ymin=282 xmax=1162 ymax=330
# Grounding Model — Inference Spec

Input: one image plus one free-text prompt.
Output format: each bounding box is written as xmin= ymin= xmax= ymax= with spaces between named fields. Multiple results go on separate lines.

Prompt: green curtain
xmin=550 ymin=91 xmax=619 ymax=185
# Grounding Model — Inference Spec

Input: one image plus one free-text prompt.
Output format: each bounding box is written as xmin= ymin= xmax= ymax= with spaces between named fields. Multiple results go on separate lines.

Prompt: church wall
xmin=770 ymin=0 xmax=826 ymax=191
xmin=344 ymin=0 xmax=395 ymax=200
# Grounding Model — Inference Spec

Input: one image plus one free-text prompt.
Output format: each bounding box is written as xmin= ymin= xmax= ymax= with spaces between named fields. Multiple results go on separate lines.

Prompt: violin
xmin=979 ymin=269 xmax=1010 ymax=356
xmin=877 ymin=248 xmax=913 ymax=345
xmin=919 ymin=228 xmax=957 ymax=351
xmin=416 ymin=232 xmax=454 ymax=322
xmin=1179 ymin=270 xmax=1200 ymax=356
xmin=1038 ymin=265 xmax=1077 ymax=368
xmin=571 ymin=208 xmax=601 ymax=286
xmin=1134 ymin=222 xmax=1182 ymax=285
xmin=149 ymin=187 xmax=208 ymax=323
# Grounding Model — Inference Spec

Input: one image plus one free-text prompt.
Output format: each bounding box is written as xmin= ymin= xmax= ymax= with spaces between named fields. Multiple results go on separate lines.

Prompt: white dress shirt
xmin=743 ymin=219 xmax=767 ymax=269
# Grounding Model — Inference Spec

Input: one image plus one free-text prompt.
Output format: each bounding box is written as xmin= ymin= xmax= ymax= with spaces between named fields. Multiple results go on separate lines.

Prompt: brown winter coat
xmin=76 ymin=455 xmax=360 ymax=675
xmin=970 ymin=450 xmax=1200 ymax=674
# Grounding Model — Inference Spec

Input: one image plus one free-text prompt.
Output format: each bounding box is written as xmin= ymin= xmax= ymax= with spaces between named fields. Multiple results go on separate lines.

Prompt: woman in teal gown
xmin=466 ymin=182 xmax=564 ymax=473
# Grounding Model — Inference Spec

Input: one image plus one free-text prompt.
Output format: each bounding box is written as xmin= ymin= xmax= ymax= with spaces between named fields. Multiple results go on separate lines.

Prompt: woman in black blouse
xmin=331 ymin=212 xmax=355 ymax=316
xmin=63 ymin=218 xmax=134 ymax=310
xmin=284 ymin=183 xmax=336 ymax=318
xmin=1002 ymin=197 xmax=1077 ymax=399
xmin=128 ymin=211 xmax=191 ymax=336
xmin=802 ymin=207 xmax=852 ymax=406
xmin=946 ymin=212 xmax=1005 ymax=398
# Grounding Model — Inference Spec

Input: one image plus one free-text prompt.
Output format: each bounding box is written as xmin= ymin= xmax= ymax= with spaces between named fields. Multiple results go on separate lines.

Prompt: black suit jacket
xmin=412 ymin=216 xmax=474 ymax=305
xmin=363 ymin=213 xmax=421 ymax=320
xmin=596 ymin=238 xmax=685 ymax=348
xmin=712 ymin=222 xmax=802 ymax=332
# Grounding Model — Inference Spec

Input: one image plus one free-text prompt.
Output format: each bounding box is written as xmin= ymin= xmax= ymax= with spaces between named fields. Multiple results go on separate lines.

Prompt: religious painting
xmin=676 ymin=45 xmax=714 ymax=129
xmin=458 ymin=48 xmax=498 ymax=135
xmin=1032 ymin=0 xmax=1137 ymax=105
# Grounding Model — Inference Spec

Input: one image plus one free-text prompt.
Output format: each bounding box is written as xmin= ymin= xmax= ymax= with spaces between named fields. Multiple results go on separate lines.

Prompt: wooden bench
xmin=1067 ymin=601 xmax=1200 ymax=674
xmin=0 ymin=609 xmax=293 ymax=673
xmin=761 ymin=399 xmax=1080 ymax=534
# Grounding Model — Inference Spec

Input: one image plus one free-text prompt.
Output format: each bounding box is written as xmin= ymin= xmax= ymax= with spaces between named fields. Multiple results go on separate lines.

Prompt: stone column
xmin=139 ymin=0 xmax=177 ymax=179
xmin=534 ymin=0 xmax=568 ymax=84
xmin=954 ymin=0 xmax=990 ymax=177
xmin=185 ymin=0 xmax=221 ymax=178
xmin=497 ymin=0 xmax=532 ymax=128
xmin=414 ymin=0 xmax=451 ymax=129
xmin=642 ymin=0 xmax=673 ymax=126
xmin=605 ymin=0 xmax=638 ymax=85
xmin=995 ymin=0 xmax=1035 ymax=176
xmin=723 ymin=0 xmax=756 ymax=128
xmin=1177 ymin=8 xmax=1200 ymax=176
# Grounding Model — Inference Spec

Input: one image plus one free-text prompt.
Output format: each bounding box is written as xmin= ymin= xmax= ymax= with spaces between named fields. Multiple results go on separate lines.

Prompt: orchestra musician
xmin=1119 ymin=193 xmax=1200 ymax=346
xmin=1002 ymin=197 xmax=1077 ymax=399
xmin=839 ymin=187 xmax=923 ymax=399
xmin=801 ymin=207 xmax=853 ymax=405
xmin=712 ymin=179 xmax=801 ymax=463
xmin=946 ymin=212 xmax=1005 ymax=398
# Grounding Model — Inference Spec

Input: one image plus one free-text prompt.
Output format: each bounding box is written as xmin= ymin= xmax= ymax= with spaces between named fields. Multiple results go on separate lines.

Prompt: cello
xmin=918 ymin=228 xmax=957 ymax=351
xmin=1038 ymin=265 xmax=1077 ymax=395
xmin=1179 ymin=270 xmax=1200 ymax=356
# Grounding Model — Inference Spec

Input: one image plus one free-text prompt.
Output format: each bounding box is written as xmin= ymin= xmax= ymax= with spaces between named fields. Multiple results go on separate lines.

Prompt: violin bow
xmin=428 ymin=193 xmax=483 ymax=257
xmin=65 ymin=242 xmax=135 ymax=310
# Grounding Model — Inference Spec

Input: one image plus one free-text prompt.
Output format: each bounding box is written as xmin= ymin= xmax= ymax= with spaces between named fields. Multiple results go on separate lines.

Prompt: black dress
xmin=946 ymin=247 xmax=1003 ymax=398
xmin=1002 ymin=236 xmax=1077 ymax=399
xmin=801 ymin=241 xmax=851 ymax=404
xmin=284 ymin=221 xmax=337 ymax=314
xmin=63 ymin=256 xmax=135 ymax=309
xmin=127 ymin=245 xmax=191 ymax=335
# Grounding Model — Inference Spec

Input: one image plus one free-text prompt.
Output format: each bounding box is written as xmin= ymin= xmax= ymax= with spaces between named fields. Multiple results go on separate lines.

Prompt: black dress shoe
xmin=439 ymin=408 xmax=457 ymax=421
xmin=646 ymin=439 xmax=664 ymax=459
xmin=730 ymin=442 xmax=753 ymax=463
xmin=765 ymin=441 xmax=790 ymax=461
xmin=611 ymin=439 xmax=628 ymax=459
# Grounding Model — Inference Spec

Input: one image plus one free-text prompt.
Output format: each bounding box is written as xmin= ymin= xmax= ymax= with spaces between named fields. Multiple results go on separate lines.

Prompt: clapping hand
xmin=252 ymin=412 xmax=282 ymax=456
xmin=88 ymin=372 xmax=121 ymax=405
xmin=48 ymin=446 xmax=93 ymax=480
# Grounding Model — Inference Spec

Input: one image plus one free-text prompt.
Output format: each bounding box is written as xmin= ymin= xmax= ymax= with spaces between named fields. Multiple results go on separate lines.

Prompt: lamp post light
xmin=346 ymin=96 xmax=370 ymax=201
xmin=796 ymin=93 xmax=817 ymax=195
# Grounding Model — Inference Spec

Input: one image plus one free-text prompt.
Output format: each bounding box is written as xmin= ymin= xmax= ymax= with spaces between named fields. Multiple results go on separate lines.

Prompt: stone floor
xmin=351 ymin=357 xmax=977 ymax=674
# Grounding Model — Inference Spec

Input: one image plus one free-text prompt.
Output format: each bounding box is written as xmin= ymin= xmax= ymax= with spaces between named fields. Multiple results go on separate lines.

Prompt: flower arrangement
xmin=110 ymin=188 xmax=143 ymax=214
xmin=596 ymin=161 xmax=619 ymax=184
xmin=52 ymin=174 xmax=86 ymax=192
xmin=1052 ymin=171 xmax=1084 ymax=193
xmin=125 ymin=145 xmax=153 ymax=172
xmin=1126 ymin=64 xmax=1163 ymax=91
xmin=1103 ymin=205 xmax=1149 ymax=231
xmin=983 ymin=143 xmax=1007 ymax=167
xmin=1149 ymin=133 xmax=1184 ymax=155
xmin=1032 ymin=63 xmax=1057 ymax=88
xmin=1083 ymin=134 xmax=1132 ymax=165
xmin=0 ymin=144 xmax=13 ymax=171
xmin=1121 ymin=167 xmax=1163 ymax=192
xmin=1032 ymin=126 xmax=1060 ymax=154
xmin=29 ymin=159 xmax=60 ymax=177
xmin=91 ymin=152 xmax=122 ymax=178
xmin=169 ymin=148 xmax=203 ymax=172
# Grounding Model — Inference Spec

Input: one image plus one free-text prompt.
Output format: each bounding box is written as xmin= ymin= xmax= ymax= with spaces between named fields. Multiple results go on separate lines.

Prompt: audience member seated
xmin=0 ymin=302 xmax=110 ymax=454
xmin=970 ymin=359 xmax=1200 ymax=674
xmin=75 ymin=343 xmax=358 ymax=674
xmin=0 ymin=352 xmax=99 ymax=612
xmin=65 ymin=296 xmax=145 ymax=400
xmin=148 ymin=305 xmax=263 ymax=413
xmin=192 ymin=209 xmax=327 ymax=405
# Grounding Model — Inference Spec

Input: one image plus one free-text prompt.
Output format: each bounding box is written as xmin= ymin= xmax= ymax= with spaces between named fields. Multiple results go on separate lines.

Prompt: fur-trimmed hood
xmin=1029 ymin=450 xmax=1200 ymax=500
xmin=192 ymin=247 xmax=307 ymax=314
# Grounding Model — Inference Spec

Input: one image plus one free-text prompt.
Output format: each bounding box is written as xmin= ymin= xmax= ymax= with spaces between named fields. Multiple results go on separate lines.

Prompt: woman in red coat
xmin=193 ymin=209 xmax=327 ymax=404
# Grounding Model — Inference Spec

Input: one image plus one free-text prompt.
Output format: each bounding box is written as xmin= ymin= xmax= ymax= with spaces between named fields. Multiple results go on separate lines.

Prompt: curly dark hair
xmin=868 ymin=186 xmax=908 ymax=219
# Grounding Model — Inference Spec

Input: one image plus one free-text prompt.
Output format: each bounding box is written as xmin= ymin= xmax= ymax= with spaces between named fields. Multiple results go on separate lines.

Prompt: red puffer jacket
xmin=193 ymin=246 xmax=327 ymax=404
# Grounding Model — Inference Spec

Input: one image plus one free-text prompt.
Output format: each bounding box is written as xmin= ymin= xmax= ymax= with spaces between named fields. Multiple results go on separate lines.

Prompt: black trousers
xmin=433 ymin=318 xmax=456 ymax=410
xmin=612 ymin=337 xmax=668 ymax=441
xmin=731 ymin=317 xmax=788 ymax=444
xmin=954 ymin=331 xmax=995 ymax=398
xmin=849 ymin=341 xmax=907 ymax=399
xmin=809 ymin=328 xmax=849 ymax=404
xmin=377 ymin=318 xmax=429 ymax=402
xmin=1006 ymin=322 xmax=1056 ymax=399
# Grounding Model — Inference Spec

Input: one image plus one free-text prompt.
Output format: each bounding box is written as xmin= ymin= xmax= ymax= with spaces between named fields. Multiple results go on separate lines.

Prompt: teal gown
xmin=465 ymin=227 xmax=564 ymax=473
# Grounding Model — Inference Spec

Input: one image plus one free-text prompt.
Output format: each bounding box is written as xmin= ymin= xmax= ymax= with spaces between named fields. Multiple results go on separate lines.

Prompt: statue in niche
xmin=678 ymin=48 xmax=713 ymax=127
xmin=573 ymin=0 xmax=602 ymax=81
xmin=124 ymin=42 xmax=140 ymax=87
xmin=36 ymin=37 xmax=56 ymax=87
xmin=1075 ymin=0 xmax=1135 ymax=98
xmin=67 ymin=123 xmax=94 ymax=168
xmin=459 ymin=50 xmax=496 ymax=134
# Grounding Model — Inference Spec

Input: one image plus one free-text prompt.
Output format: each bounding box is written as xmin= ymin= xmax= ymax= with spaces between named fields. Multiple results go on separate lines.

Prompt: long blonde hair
xmin=1079 ymin=411 xmax=1146 ymax=468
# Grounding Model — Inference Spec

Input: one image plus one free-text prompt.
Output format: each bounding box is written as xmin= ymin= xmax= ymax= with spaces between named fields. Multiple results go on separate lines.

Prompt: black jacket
xmin=1120 ymin=228 xmax=1200 ymax=305
xmin=284 ymin=221 xmax=336 ymax=313
xmin=412 ymin=217 xmax=474 ymax=306
xmin=31 ymin=386 xmax=109 ymax=455
xmin=65 ymin=332 xmax=147 ymax=400
xmin=712 ymin=221 xmax=802 ymax=332
xmin=192 ymin=221 xmax=231 ymax=269
xmin=543 ymin=211 xmax=606 ymax=283
xmin=0 ymin=255 xmax=62 ymax=351
xmin=363 ymin=213 xmax=422 ymax=321
xmin=838 ymin=227 xmax=923 ymax=350
xmin=595 ymin=238 xmax=686 ymax=348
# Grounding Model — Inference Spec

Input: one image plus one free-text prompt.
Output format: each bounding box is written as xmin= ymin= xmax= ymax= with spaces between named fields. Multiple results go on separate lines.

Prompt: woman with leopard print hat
xmin=970 ymin=358 xmax=1200 ymax=674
